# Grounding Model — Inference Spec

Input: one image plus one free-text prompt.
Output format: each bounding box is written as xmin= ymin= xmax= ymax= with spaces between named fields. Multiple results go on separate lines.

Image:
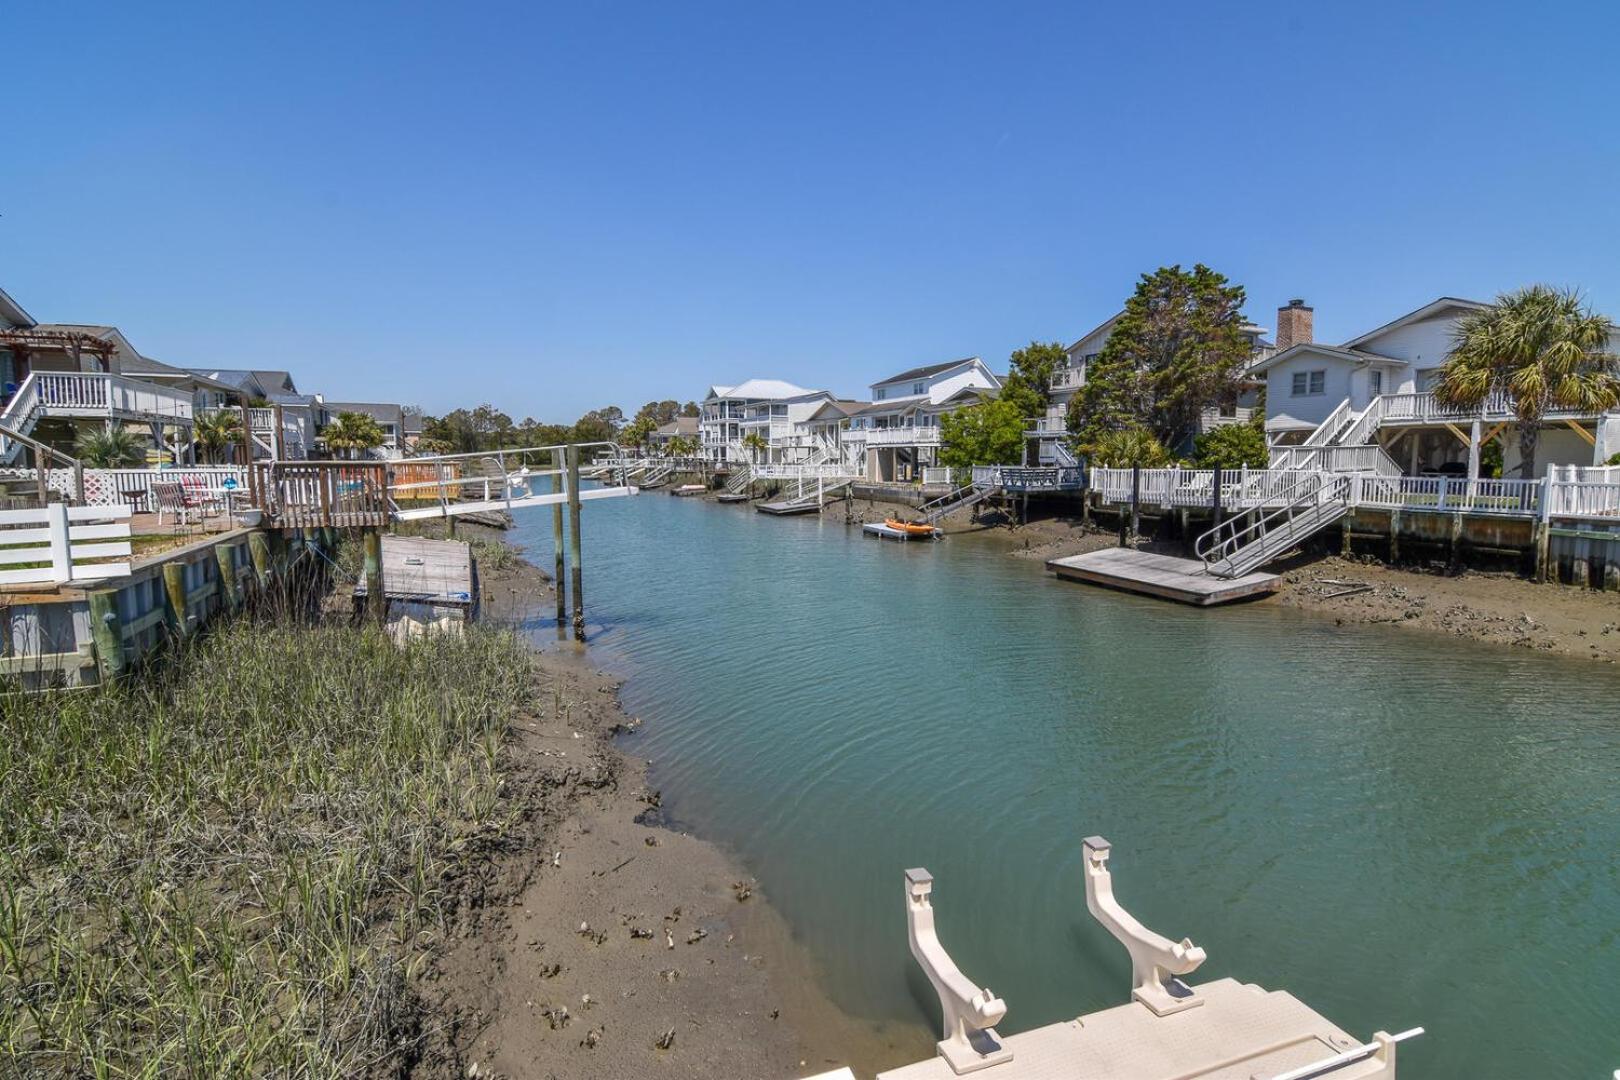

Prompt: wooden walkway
xmin=1047 ymin=547 xmax=1278 ymax=606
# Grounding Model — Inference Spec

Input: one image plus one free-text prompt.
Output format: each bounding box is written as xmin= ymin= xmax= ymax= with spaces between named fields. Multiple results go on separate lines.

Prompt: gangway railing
xmin=1195 ymin=473 xmax=1351 ymax=578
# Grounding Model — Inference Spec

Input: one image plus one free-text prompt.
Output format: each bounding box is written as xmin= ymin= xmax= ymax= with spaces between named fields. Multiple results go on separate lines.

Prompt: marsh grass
xmin=0 ymin=604 xmax=534 ymax=1075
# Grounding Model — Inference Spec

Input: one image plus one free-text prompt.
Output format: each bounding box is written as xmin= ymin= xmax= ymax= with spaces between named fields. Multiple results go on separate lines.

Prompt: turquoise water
xmin=512 ymin=494 xmax=1620 ymax=1078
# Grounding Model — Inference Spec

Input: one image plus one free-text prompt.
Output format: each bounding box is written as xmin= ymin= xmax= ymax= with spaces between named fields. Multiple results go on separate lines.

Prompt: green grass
xmin=0 ymin=614 xmax=534 ymax=1076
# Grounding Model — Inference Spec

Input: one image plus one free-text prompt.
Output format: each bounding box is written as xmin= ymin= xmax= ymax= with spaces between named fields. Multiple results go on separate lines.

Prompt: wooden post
xmin=363 ymin=528 xmax=386 ymax=623
xmin=272 ymin=404 xmax=286 ymax=460
xmin=1389 ymin=508 xmax=1402 ymax=563
xmin=46 ymin=501 xmax=72 ymax=584
xmin=1211 ymin=466 xmax=1223 ymax=533
xmin=239 ymin=407 xmax=257 ymax=496
xmin=35 ymin=448 xmax=49 ymax=507
xmin=1341 ymin=514 xmax=1353 ymax=557
xmin=248 ymin=531 xmax=273 ymax=588
xmin=215 ymin=542 xmax=241 ymax=611
xmin=1128 ymin=465 xmax=1141 ymax=544
xmin=566 ymin=444 xmax=585 ymax=641
xmin=162 ymin=561 xmax=190 ymax=638
xmin=553 ymin=451 xmax=567 ymax=632
xmin=88 ymin=589 xmax=126 ymax=682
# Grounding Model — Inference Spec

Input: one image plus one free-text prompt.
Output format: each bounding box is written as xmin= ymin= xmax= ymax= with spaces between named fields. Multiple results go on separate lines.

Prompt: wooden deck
xmin=1047 ymin=547 xmax=1278 ymax=606
xmin=757 ymin=500 xmax=823 ymax=515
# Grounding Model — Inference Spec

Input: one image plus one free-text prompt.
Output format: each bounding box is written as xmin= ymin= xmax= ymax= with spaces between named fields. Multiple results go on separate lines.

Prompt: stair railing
xmin=1195 ymin=472 xmax=1349 ymax=576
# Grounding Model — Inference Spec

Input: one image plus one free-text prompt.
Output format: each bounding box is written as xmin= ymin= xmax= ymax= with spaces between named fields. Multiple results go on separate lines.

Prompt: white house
xmin=1031 ymin=312 xmax=1274 ymax=464
xmin=843 ymin=358 xmax=1001 ymax=482
xmin=1256 ymin=297 xmax=1620 ymax=477
xmin=699 ymin=379 xmax=839 ymax=465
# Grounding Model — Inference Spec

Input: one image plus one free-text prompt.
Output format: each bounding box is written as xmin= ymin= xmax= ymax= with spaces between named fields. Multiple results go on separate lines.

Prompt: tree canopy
xmin=1087 ymin=427 xmax=1171 ymax=468
xmin=939 ymin=398 xmax=1025 ymax=470
xmin=1437 ymin=286 xmax=1619 ymax=479
xmin=1066 ymin=264 xmax=1252 ymax=452
xmin=998 ymin=341 xmax=1067 ymax=421
xmin=323 ymin=412 xmax=387 ymax=457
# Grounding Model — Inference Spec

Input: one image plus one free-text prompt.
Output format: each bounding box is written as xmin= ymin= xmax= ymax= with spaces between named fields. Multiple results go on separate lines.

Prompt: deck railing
xmin=1354 ymin=475 xmax=1544 ymax=516
xmin=860 ymin=426 xmax=942 ymax=447
xmin=972 ymin=465 xmax=1084 ymax=491
xmin=1270 ymin=444 xmax=1402 ymax=475
xmin=253 ymin=461 xmax=391 ymax=527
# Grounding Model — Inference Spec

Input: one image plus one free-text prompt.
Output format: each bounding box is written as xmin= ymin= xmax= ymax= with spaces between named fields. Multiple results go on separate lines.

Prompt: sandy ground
xmin=413 ymin=530 xmax=926 ymax=1080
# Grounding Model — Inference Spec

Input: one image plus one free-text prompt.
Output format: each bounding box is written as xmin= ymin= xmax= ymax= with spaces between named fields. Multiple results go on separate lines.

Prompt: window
xmin=875 ymin=387 xmax=887 ymax=400
xmin=770 ymin=404 xmax=787 ymax=417
xmin=1370 ymin=370 xmax=1382 ymax=395
xmin=912 ymin=381 xmax=926 ymax=395
xmin=1291 ymin=370 xmax=1326 ymax=396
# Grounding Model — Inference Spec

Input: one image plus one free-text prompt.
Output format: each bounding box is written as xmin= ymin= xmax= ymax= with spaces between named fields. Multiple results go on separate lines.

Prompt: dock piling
xmin=566 ymin=445 xmax=586 ymax=642
xmin=363 ymin=528 xmax=386 ymax=623
xmin=162 ymin=561 xmax=190 ymax=638
xmin=87 ymin=589 xmax=127 ymax=682
xmin=552 ymin=450 xmax=567 ymax=633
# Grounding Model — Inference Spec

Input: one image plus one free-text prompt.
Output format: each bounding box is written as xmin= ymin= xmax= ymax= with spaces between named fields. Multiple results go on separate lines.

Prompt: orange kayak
xmin=884 ymin=518 xmax=937 ymax=536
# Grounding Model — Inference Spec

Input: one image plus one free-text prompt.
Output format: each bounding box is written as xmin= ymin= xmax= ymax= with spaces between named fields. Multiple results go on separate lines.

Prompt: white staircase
xmin=724 ymin=463 xmax=754 ymax=494
xmin=1195 ymin=474 xmax=1352 ymax=578
xmin=1052 ymin=441 xmax=1080 ymax=468
xmin=918 ymin=481 xmax=1000 ymax=525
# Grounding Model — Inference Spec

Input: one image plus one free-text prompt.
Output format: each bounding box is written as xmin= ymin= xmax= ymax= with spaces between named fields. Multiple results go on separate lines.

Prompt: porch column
xmin=1408 ymin=432 xmax=1419 ymax=475
xmin=1467 ymin=419 xmax=1482 ymax=480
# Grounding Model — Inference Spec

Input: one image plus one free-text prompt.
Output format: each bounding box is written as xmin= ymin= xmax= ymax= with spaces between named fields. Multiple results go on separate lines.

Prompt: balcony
xmin=0 ymin=372 xmax=197 ymax=463
xmin=854 ymin=426 xmax=942 ymax=447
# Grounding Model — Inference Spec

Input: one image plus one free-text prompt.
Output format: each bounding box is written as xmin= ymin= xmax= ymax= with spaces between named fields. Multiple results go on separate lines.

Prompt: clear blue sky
xmin=5 ymin=1 xmax=1617 ymax=421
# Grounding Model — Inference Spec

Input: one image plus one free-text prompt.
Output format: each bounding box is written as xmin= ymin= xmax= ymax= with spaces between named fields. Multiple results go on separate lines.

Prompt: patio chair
xmin=178 ymin=475 xmax=225 ymax=522
xmin=152 ymin=482 xmax=192 ymax=527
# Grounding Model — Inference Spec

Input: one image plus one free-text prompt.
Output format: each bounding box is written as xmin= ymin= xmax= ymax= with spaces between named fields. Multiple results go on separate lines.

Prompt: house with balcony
xmin=843 ymin=358 xmax=1001 ymax=482
xmin=648 ymin=415 xmax=699 ymax=454
xmin=699 ymin=380 xmax=839 ymax=465
xmin=186 ymin=368 xmax=321 ymax=459
xmin=1031 ymin=313 xmax=1275 ymax=464
xmin=1256 ymin=297 xmax=1620 ymax=477
xmin=0 ymin=287 xmax=243 ymax=466
xmin=319 ymin=400 xmax=408 ymax=459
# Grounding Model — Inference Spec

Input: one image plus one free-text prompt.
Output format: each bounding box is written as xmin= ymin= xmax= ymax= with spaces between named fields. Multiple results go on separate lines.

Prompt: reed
xmin=0 ymin=606 xmax=534 ymax=1076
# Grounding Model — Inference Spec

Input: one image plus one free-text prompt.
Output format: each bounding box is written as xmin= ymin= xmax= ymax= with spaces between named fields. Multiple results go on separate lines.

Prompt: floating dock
xmin=713 ymin=492 xmax=752 ymax=504
xmin=863 ymin=522 xmax=940 ymax=541
xmin=1047 ymin=547 xmax=1278 ymax=606
xmin=670 ymin=484 xmax=707 ymax=497
xmin=757 ymin=499 xmax=823 ymax=516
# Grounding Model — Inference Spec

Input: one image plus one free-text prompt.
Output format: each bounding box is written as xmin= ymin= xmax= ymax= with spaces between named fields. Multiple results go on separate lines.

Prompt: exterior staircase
xmin=724 ymin=463 xmax=754 ymax=494
xmin=1195 ymin=473 xmax=1352 ymax=578
xmin=918 ymin=482 xmax=1000 ymax=525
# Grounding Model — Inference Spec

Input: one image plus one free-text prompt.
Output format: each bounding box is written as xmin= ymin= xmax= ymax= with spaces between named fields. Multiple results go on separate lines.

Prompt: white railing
xmin=861 ymin=426 xmax=942 ymax=447
xmin=1024 ymin=414 xmax=1067 ymax=436
xmin=0 ymin=466 xmax=248 ymax=512
xmin=841 ymin=427 xmax=869 ymax=443
xmin=1302 ymin=398 xmax=1353 ymax=447
xmin=1051 ymin=367 xmax=1083 ymax=391
xmin=1354 ymin=475 xmax=1543 ymax=517
xmin=1270 ymin=444 xmax=1402 ymax=475
xmin=0 ymin=503 xmax=133 ymax=585
xmin=921 ymin=467 xmax=953 ymax=485
xmin=1547 ymin=479 xmax=1620 ymax=518
xmin=973 ymin=465 xmax=1084 ymax=490
xmin=1378 ymin=390 xmax=1599 ymax=426
xmin=753 ymin=462 xmax=858 ymax=481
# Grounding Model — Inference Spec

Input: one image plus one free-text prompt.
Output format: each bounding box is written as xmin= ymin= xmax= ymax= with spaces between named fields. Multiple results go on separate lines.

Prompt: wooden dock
xmin=757 ymin=500 xmax=822 ymax=516
xmin=1047 ymin=547 xmax=1279 ymax=606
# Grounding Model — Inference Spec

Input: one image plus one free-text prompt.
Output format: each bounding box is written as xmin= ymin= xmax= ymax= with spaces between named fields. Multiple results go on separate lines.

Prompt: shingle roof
xmin=324 ymin=401 xmax=405 ymax=424
xmin=873 ymin=358 xmax=976 ymax=386
xmin=656 ymin=416 xmax=699 ymax=436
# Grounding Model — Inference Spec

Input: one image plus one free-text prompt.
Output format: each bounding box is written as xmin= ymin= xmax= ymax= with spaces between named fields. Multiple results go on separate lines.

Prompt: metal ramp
xmin=387 ymin=442 xmax=639 ymax=523
xmin=918 ymin=482 xmax=1000 ymax=525
xmin=1195 ymin=474 xmax=1351 ymax=578
xmin=723 ymin=464 xmax=754 ymax=494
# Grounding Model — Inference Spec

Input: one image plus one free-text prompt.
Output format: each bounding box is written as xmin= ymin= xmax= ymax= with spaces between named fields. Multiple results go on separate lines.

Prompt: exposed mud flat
xmin=410 ymin=531 xmax=927 ymax=1080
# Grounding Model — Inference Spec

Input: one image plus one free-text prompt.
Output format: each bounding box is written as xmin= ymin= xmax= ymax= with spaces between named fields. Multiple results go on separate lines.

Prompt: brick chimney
xmin=1276 ymin=299 xmax=1313 ymax=352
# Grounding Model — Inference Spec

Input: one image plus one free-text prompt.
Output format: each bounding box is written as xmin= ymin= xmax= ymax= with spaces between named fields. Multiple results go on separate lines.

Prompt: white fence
xmin=1270 ymin=444 xmax=1402 ymax=475
xmin=0 ymin=466 xmax=247 ymax=511
xmin=0 ymin=503 xmax=133 ymax=586
xmin=1089 ymin=467 xmax=1611 ymax=520
xmin=921 ymin=467 xmax=953 ymax=485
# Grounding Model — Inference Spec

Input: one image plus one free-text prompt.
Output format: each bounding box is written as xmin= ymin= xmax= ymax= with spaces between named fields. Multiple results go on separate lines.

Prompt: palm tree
xmin=322 ymin=411 xmax=386 ymax=459
xmin=666 ymin=434 xmax=697 ymax=458
xmin=1087 ymin=427 xmax=1171 ymax=468
xmin=1437 ymin=286 xmax=1619 ymax=479
xmin=74 ymin=425 xmax=147 ymax=468
xmin=194 ymin=409 xmax=244 ymax=464
xmin=741 ymin=431 xmax=768 ymax=464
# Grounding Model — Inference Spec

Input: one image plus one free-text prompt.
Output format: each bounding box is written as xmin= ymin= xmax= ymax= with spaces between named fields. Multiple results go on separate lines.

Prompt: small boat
xmin=884 ymin=518 xmax=937 ymax=537
xmin=670 ymin=484 xmax=707 ymax=497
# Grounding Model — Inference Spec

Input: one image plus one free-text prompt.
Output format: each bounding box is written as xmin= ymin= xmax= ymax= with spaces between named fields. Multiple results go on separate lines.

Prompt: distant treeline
xmin=415 ymin=399 xmax=698 ymax=454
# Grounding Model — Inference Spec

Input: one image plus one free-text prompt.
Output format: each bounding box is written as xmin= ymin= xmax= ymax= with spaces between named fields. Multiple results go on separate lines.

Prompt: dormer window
xmin=875 ymin=387 xmax=887 ymax=400
xmin=912 ymin=381 xmax=926 ymax=395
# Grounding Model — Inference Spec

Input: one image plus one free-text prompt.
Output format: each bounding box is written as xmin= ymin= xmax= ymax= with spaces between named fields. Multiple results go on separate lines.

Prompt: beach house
xmin=1256 ymin=297 xmax=1620 ymax=476
xmin=0 ymin=285 xmax=246 ymax=466
xmin=843 ymin=358 xmax=1001 ymax=482
xmin=698 ymin=380 xmax=838 ymax=465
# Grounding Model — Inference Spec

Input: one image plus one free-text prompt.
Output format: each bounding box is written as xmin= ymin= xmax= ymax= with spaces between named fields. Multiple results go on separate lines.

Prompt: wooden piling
xmin=552 ymin=452 xmax=567 ymax=632
xmin=215 ymin=542 xmax=241 ymax=611
xmin=162 ymin=561 xmax=190 ymax=638
xmin=1341 ymin=513 xmax=1353 ymax=557
xmin=1128 ymin=466 xmax=1141 ymax=544
xmin=248 ymin=531 xmax=273 ymax=588
xmin=566 ymin=445 xmax=585 ymax=641
xmin=1534 ymin=520 xmax=1551 ymax=583
xmin=1388 ymin=509 xmax=1402 ymax=563
xmin=363 ymin=528 xmax=386 ymax=623
xmin=87 ymin=589 xmax=126 ymax=682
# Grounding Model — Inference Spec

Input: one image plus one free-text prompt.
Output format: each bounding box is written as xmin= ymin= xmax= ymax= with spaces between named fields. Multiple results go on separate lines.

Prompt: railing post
xmin=566 ymin=444 xmax=586 ymax=642
xmin=47 ymin=501 xmax=73 ymax=583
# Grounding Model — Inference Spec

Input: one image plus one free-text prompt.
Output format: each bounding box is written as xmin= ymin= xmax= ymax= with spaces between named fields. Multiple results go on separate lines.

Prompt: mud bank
xmin=412 ymin=529 xmax=926 ymax=1080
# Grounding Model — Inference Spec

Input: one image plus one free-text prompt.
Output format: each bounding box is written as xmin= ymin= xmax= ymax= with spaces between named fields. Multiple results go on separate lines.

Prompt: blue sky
xmin=5 ymin=1 xmax=1617 ymax=420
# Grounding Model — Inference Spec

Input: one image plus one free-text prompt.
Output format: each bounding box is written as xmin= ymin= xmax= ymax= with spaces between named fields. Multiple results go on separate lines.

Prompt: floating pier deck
xmin=713 ymin=492 xmax=751 ymax=504
xmin=863 ymin=522 xmax=939 ymax=541
xmin=1047 ymin=547 xmax=1278 ymax=606
xmin=757 ymin=500 xmax=823 ymax=516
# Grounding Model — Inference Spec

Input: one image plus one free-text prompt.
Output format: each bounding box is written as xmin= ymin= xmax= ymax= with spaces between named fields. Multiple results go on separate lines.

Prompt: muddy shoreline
xmin=413 ymin=527 xmax=925 ymax=1080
